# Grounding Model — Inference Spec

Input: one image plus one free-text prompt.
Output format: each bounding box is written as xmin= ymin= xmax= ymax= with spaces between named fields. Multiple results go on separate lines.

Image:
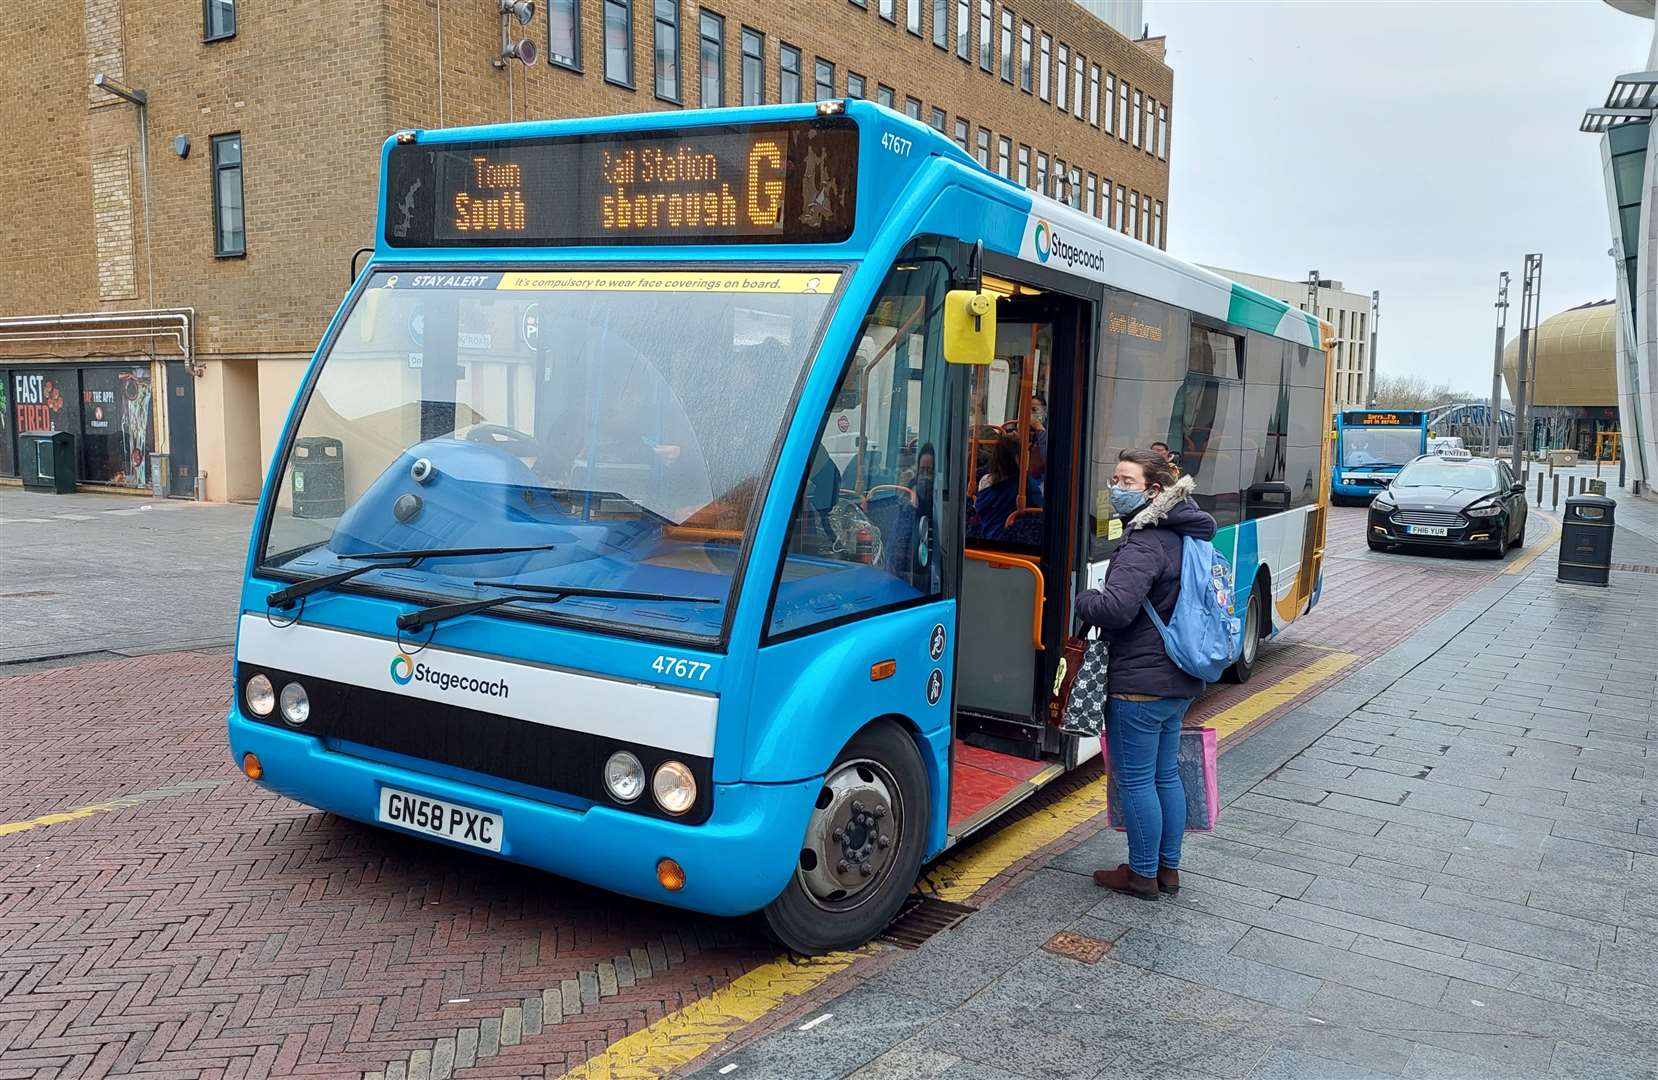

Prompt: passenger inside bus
xmin=970 ymin=435 xmax=1043 ymax=542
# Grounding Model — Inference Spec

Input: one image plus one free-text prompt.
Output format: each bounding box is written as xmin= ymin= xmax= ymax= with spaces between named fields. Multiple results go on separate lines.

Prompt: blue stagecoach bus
xmin=229 ymin=101 xmax=1332 ymax=953
xmin=1330 ymin=409 xmax=1429 ymax=504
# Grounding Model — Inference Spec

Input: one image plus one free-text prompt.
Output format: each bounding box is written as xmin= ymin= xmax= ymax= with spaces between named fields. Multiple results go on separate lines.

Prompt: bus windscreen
xmin=384 ymin=118 xmax=858 ymax=248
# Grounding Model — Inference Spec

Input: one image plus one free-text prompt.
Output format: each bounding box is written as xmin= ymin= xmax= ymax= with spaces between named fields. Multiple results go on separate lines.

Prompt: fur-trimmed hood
xmin=1126 ymin=474 xmax=1213 ymax=538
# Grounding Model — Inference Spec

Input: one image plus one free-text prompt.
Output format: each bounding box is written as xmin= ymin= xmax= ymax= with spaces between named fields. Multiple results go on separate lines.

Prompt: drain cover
xmin=878 ymin=896 xmax=977 ymax=948
xmin=1041 ymin=931 xmax=1112 ymax=964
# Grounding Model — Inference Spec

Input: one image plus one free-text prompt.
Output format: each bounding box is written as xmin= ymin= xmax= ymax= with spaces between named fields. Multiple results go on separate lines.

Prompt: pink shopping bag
xmin=1100 ymin=726 xmax=1220 ymax=832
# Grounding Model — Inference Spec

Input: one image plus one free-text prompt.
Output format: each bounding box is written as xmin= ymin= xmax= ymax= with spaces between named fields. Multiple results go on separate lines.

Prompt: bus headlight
xmin=604 ymin=751 xmax=645 ymax=803
xmin=245 ymin=674 xmax=276 ymax=717
xmin=279 ymin=682 xmax=311 ymax=726
xmin=652 ymin=761 xmax=697 ymax=815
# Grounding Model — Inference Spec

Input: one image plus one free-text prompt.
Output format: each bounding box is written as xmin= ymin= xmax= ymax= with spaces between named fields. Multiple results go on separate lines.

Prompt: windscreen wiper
xmin=395 ymin=580 xmax=718 ymax=632
xmin=265 ymin=544 xmax=557 ymax=610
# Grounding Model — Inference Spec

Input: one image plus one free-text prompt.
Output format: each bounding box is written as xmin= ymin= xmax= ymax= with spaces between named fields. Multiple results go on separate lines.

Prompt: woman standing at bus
xmin=1074 ymin=448 xmax=1215 ymax=900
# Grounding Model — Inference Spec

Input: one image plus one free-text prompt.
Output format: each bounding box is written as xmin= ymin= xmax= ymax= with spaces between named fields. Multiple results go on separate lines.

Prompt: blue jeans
xmin=1103 ymin=696 xmax=1195 ymax=878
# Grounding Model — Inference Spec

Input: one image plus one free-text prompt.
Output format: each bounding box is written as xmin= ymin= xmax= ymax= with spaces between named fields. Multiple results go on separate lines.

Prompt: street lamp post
xmin=1367 ymin=289 xmax=1380 ymax=407
xmin=1512 ymin=254 xmax=1544 ymax=478
xmin=1488 ymin=272 xmax=1510 ymax=456
xmin=92 ymin=74 xmax=153 ymax=307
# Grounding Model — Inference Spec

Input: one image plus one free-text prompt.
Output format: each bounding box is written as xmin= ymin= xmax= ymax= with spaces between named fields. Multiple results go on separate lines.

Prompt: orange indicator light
xmin=241 ymin=753 xmax=263 ymax=780
xmin=657 ymin=858 xmax=686 ymax=892
xmin=870 ymin=660 xmax=897 ymax=681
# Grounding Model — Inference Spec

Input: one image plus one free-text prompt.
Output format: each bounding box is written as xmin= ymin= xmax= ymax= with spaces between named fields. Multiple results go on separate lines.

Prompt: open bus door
xmin=943 ymin=272 xmax=1095 ymax=842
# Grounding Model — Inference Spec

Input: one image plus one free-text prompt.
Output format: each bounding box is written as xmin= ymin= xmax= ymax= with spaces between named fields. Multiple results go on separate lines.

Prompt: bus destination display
xmin=385 ymin=119 xmax=857 ymax=247
xmin=1345 ymin=410 xmax=1423 ymax=426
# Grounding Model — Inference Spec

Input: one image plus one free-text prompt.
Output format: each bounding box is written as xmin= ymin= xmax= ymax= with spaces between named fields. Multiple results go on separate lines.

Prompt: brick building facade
xmin=0 ymin=0 xmax=1171 ymax=501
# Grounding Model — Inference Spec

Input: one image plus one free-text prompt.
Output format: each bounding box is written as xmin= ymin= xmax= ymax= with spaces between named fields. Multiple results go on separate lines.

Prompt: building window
xmin=1130 ymin=191 xmax=1140 ymax=239
xmin=1035 ymin=152 xmax=1047 ymax=196
xmin=1069 ymin=167 xmax=1081 ymax=209
xmin=698 ymin=11 xmax=723 ymax=106
xmin=1038 ymin=33 xmax=1050 ymax=101
xmin=906 ymin=96 xmax=922 ymax=120
xmin=1086 ymin=173 xmax=1096 ymax=217
xmin=740 ymin=27 xmax=763 ymax=104
xmin=1056 ymin=44 xmax=1067 ymax=111
xmin=815 ymin=58 xmax=834 ymax=101
xmin=956 ymin=0 xmax=969 ymax=58
xmin=930 ymin=106 xmax=948 ymax=132
xmin=1117 ymin=78 xmax=1130 ymax=140
xmin=604 ymin=0 xmax=634 ymax=86
xmin=1102 ymin=179 xmax=1113 ymax=225
xmin=1072 ymin=52 xmax=1084 ymax=116
xmin=999 ymin=9 xmax=1013 ymax=82
xmin=1104 ymin=73 xmax=1115 ymax=134
xmin=1088 ymin=64 xmax=1099 ymax=126
xmin=997 ymin=135 xmax=1010 ymax=177
xmin=204 ymin=0 xmax=235 ymax=41
xmin=1114 ymin=186 xmax=1125 ymax=231
xmin=1019 ymin=22 xmax=1032 ymax=92
xmin=880 ymin=0 xmax=895 ymax=23
xmin=978 ymin=0 xmax=991 ymax=70
xmin=1143 ymin=95 xmax=1155 ymax=154
xmin=1157 ymin=104 xmax=1169 ymax=160
xmin=654 ymin=1 xmax=681 ymax=101
xmin=877 ymin=83 xmax=895 ymax=108
xmin=847 ymin=71 xmax=866 ymax=98
xmin=1017 ymin=144 xmax=1029 ymax=187
xmin=907 ymin=0 xmax=922 ymax=35
xmin=1132 ymin=89 xmax=1143 ymax=147
xmin=211 ymin=133 xmax=245 ymax=257
xmin=953 ymin=117 xmax=969 ymax=148
xmin=1053 ymin=157 xmax=1065 ymax=200
xmin=549 ymin=0 xmax=582 ymax=68
xmin=1143 ymin=194 xmax=1154 ymax=242
xmin=780 ymin=43 xmax=801 ymax=103
xmin=933 ymin=0 xmax=947 ymax=47
xmin=976 ymin=126 xmax=990 ymax=166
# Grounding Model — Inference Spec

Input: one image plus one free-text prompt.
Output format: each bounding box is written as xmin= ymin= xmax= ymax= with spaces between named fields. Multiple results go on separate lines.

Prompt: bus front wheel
xmin=762 ymin=721 xmax=929 ymax=956
xmin=1222 ymin=580 xmax=1266 ymax=684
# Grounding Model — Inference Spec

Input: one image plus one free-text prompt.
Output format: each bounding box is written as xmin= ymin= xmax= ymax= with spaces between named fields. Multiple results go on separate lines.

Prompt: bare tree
xmin=1369 ymin=374 xmax=1474 ymax=409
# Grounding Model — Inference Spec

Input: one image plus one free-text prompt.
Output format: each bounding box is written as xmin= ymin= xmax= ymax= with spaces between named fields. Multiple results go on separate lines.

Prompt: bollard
xmin=1620 ymin=453 xmax=1627 ymax=488
xmin=1552 ymin=474 xmax=1560 ymax=510
xmin=1536 ymin=472 xmax=1544 ymax=506
xmin=1597 ymin=456 xmax=1603 ymax=479
xmin=1568 ymin=475 xmax=1577 ymax=498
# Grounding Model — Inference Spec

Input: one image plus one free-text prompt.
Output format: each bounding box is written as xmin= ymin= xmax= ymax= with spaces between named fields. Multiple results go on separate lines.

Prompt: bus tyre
xmin=762 ymin=721 xmax=929 ymax=956
xmin=1221 ymin=581 xmax=1265 ymax=684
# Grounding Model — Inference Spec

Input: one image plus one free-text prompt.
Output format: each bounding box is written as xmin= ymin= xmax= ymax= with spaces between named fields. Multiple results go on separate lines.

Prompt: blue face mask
xmin=1109 ymin=485 xmax=1148 ymax=517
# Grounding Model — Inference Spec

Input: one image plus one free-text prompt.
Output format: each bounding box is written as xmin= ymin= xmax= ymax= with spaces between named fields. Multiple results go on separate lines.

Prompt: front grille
xmin=1393 ymin=510 xmax=1466 ymax=528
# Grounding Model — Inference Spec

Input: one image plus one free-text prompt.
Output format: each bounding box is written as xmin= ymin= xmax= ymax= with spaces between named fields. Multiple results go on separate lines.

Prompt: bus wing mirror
xmin=943 ymin=290 xmax=996 ymax=365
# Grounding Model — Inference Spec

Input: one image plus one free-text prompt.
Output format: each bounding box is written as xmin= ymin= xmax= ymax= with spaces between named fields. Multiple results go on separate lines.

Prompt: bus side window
xmin=767 ymin=242 xmax=957 ymax=639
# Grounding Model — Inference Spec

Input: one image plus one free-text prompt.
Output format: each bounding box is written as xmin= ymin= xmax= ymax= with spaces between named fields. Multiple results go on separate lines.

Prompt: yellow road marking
xmin=555 ymin=651 xmax=1362 ymax=1078
xmin=555 ymin=950 xmax=871 ymax=1079
xmin=1205 ymin=651 xmax=1358 ymax=742
xmin=0 ymin=780 xmax=225 ymax=838
xmin=1504 ymin=513 xmax=1562 ymax=575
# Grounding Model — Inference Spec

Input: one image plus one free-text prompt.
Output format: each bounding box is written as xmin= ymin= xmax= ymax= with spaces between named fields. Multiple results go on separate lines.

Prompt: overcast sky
xmin=1149 ymin=0 xmax=1643 ymax=393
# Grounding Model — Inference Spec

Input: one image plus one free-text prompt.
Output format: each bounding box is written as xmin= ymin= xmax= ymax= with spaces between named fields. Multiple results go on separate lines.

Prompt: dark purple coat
xmin=1074 ymin=475 xmax=1217 ymax=700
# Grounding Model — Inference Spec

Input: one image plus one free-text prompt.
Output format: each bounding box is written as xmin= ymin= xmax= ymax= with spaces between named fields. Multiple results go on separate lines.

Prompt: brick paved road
xmin=0 ymin=507 xmax=1528 ymax=1079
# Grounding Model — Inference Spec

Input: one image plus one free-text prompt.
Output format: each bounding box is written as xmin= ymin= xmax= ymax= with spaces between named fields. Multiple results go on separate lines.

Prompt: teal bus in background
xmin=1330 ymin=409 xmax=1429 ymax=503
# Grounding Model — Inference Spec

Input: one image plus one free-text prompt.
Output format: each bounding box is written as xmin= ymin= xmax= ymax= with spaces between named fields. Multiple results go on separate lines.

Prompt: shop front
xmin=0 ymin=362 xmax=168 ymax=493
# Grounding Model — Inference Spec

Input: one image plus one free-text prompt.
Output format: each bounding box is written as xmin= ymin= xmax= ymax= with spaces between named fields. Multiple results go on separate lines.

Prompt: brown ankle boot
xmin=1092 ymin=863 xmax=1159 ymax=901
xmin=1157 ymin=867 xmax=1180 ymax=894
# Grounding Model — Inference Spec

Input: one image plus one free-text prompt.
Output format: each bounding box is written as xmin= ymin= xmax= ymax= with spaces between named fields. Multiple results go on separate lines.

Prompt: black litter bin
xmin=18 ymin=431 xmax=76 ymax=493
xmin=1559 ymin=494 xmax=1616 ymax=586
xmin=290 ymin=436 xmax=345 ymax=518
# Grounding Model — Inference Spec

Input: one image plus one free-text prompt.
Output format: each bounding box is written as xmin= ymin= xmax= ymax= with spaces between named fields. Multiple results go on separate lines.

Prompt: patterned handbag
xmin=1054 ymin=631 xmax=1109 ymax=737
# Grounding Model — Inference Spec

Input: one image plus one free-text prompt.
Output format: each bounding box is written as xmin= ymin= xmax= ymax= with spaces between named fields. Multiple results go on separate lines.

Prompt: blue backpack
xmin=1140 ymin=535 xmax=1241 ymax=683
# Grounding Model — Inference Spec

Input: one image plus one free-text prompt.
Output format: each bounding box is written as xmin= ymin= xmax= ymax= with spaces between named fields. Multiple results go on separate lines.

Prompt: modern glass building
xmin=1583 ymin=0 xmax=1658 ymax=491
xmin=1075 ymin=0 xmax=1144 ymax=40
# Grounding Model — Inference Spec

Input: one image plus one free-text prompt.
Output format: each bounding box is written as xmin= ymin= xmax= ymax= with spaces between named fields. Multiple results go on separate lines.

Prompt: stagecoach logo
xmin=387 ymin=651 xmax=511 ymax=699
xmin=1030 ymin=218 xmax=1105 ymax=273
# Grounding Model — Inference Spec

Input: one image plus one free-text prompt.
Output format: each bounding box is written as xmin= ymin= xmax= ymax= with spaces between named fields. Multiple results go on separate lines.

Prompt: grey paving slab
xmin=1106 ymin=929 xmax=1325 ymax=1012
xmin=1230 ymin=928 xmax=1451 ymax=1005
xmin=685 ymin=986 xmax=950 ymax=1080
xmin=1399 ymin=1042 xmax=1552 ymax=1079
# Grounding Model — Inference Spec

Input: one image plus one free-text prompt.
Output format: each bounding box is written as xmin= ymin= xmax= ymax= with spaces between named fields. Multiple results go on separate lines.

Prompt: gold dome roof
xmin=1502 ymin=301 xmax=1616 ymax=407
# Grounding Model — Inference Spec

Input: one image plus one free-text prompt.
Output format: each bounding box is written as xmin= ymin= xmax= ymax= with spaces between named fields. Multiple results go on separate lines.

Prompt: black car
xmin=1367 ymin=452 xmax=1528 ymax=557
